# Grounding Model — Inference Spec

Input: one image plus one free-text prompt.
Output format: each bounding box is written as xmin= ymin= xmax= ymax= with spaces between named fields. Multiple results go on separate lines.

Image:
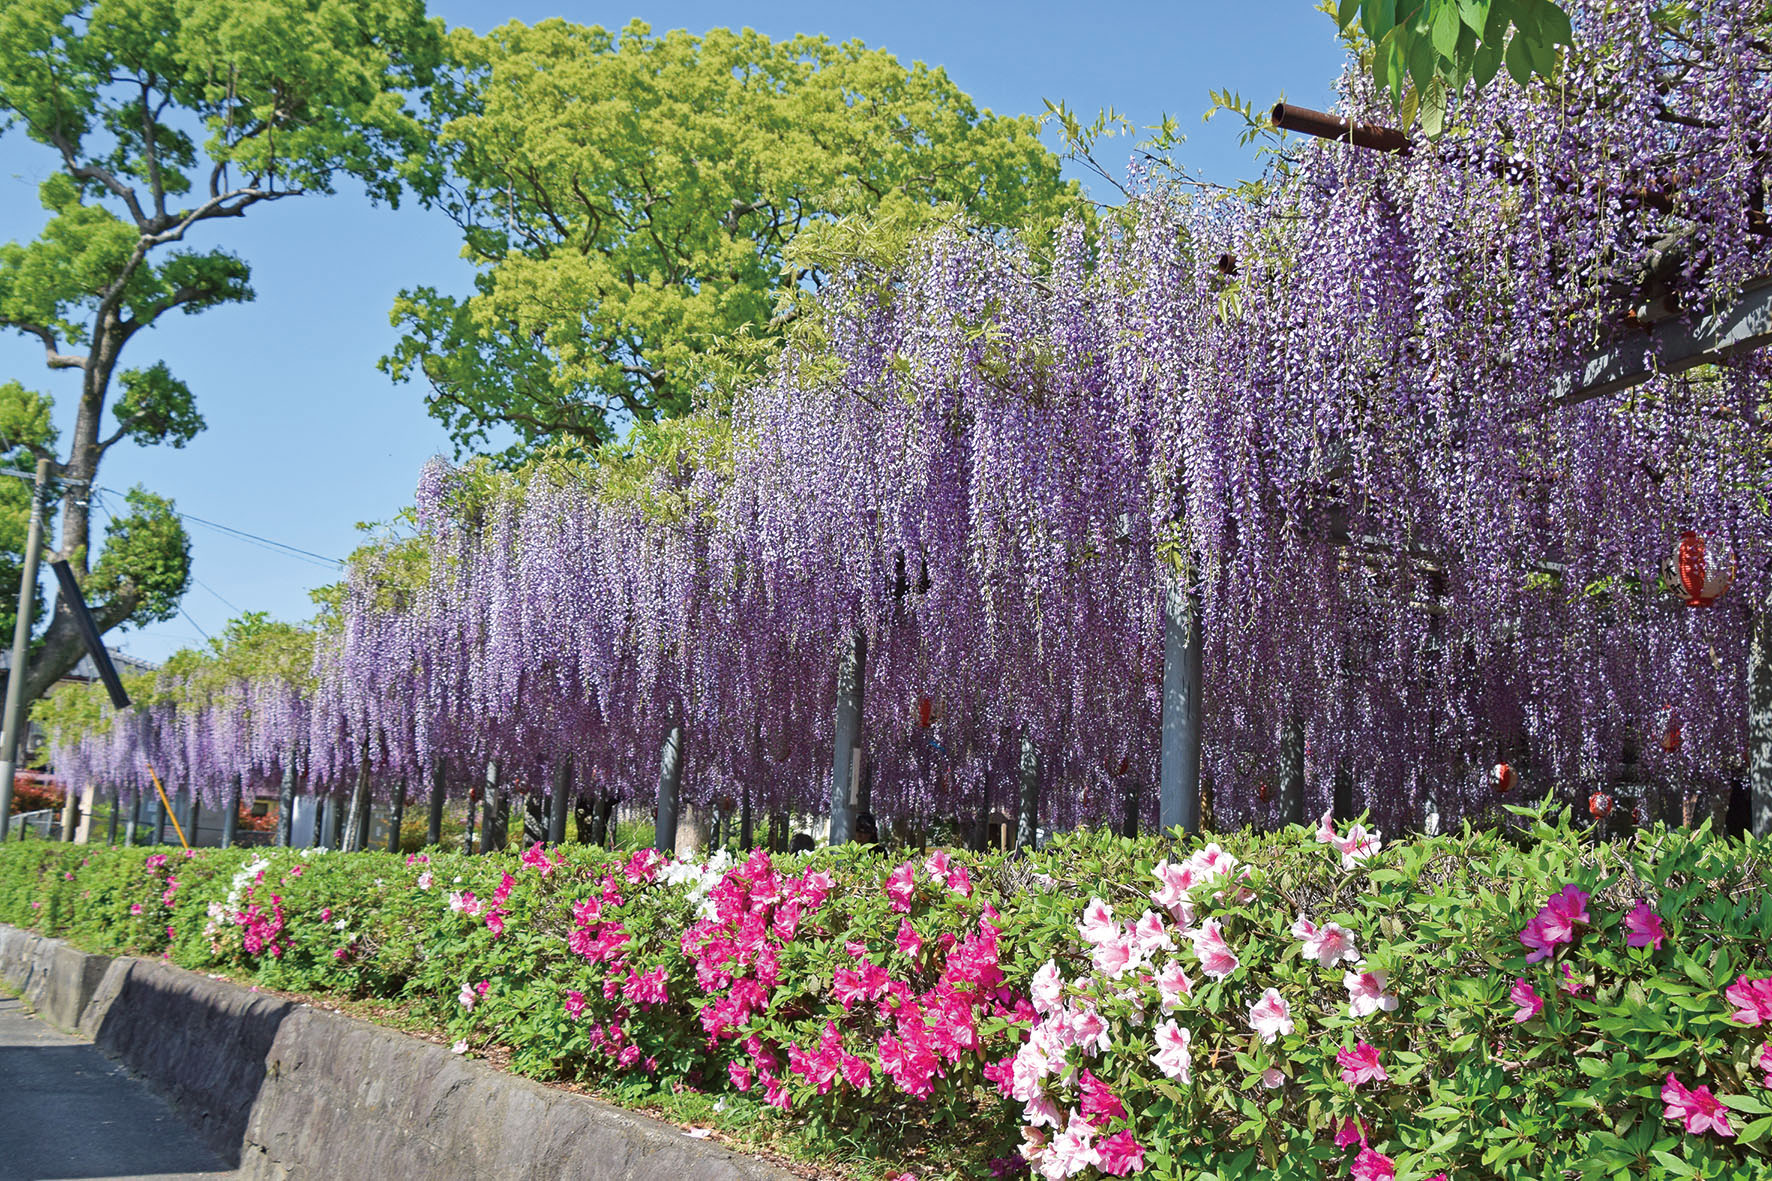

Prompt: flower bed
xmin=2 ymin=807 xmax=1769 ymax=1180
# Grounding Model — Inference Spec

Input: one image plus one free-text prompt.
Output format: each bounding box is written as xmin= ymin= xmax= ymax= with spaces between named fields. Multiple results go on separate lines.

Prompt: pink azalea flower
xmin=896 ymin=919 xmax=923 ymax=959
xmin=1150 ymin=1019 xmax=1193 ymax=1082
xmin=1315 ymin=808 xmax=1339 ymax=846
xmin=1047 ymin=1112 xmax=1101 ymax=1177
xmin=130 ymin=903 xmax=143 ymax=916
xmin=1189 ymin=918 xmax=1239 ymax=979
xmin=1756 ymin=1042 xmax=1772 ymax=1089
xmin=728 ymin=1061 xmax=753 ymax=1091
xmin=886 ymin=861 xmax=918 ymax=913
xmin=1067 ymin=1005 xmax=1112 ymax=1055
xmin=923 ymin=850 xmax=952 ymax=881
xmin=1091 ymin=934 xmax=1138 ymax=979
xmin=1332 ymin=1115 xmax=1367 ymax=1148
xmin=1079 ymin=897 xmax=1118 ymax=945
xmin=1095 ymin=1130 xmax=1145 ymax=1176
xmin=1150 ymin=858 xmax=1194 ymax=913
xmin=946 ymin=865 xmax=973 ymax=897
xmin=1332 ymin=824 xmax=1383 ymax=869
xmin=1293 ymin=915 xmax=1360 ymax=968
xmin=1558 ymin=963 xmax=1584 ymax=996
xmin=1343 ymin=968 xmax=1399 ymax=1018
xmin=1249 ymin=988 xmax=1294 ymax=1043
xmin=1726 ymin=975 xmax=1772 ymax=1026
xmin=1349 ymin=1147 xmax=1396 ymax=1181
xmin=1509 ymin=977 xmax=1543 ymax=1023
xmin=1030 ymin=960 xmax=1064 ymax=1016
xmin=1261 ymin=1067 xmax=1286 ymax=1089
xmin=1623 ymin=901 xmax=1667 ymax=950
xmin=563 ymin=990 xmax=586 ymax=1020
xmin=1132 ymin=910 xmax=1174 ymax=955
xmin=1155 ymin=961 xmax=1193 ymax=1011
xmin=1023 ymin=1091 xmax=1062 ymax=1129
xmin=457 ymin=982 xmax=477 ymax=1009
xmin=1662 ymin=1073 xmax=1735 ymax=1137
xmin=1336 ymin=1041 xmax=1388 ymax=1086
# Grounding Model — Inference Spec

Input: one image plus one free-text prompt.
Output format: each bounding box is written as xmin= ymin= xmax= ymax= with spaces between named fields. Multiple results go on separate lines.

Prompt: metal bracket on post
xmin=828 ymin=630 xmax=866 ymax=846
xmin=1159 ymin=580 xmax=1205 ymax=835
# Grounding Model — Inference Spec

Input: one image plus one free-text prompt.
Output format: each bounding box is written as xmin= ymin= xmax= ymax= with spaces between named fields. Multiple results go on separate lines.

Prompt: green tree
xmin=1328 ymin=0 xmax=1573 ymax=135
xmin=0 ymin=0 xmax=444 ymax=707
xmin=383 ymin=19 xmax=1083 ymax=461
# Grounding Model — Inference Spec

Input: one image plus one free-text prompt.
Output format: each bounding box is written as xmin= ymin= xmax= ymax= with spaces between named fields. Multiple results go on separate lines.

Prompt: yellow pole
xmin=146 ymin=763 xmax=190 ymax=851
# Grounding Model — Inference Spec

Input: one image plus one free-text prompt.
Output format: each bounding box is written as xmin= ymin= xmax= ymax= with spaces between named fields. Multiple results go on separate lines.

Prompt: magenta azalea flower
xmin=1336 ymin=1041 xmax=1388 ymax=1086
xmin=1332 ymin=1115 xmax=1367 ymax=1148
xmin=1079 ymin=1070 xmax=1127 ymax=1126
xmin=1349 ymin=1147 xmax=1396 ymax=1181
xmin=1095 ymin=1130 xmax=1146 ymax=1176
xmin=1509 ymin=977 xmax=1543 ymax=1023
xmin=1757 ymin=1042 xmax=1772 ymax=1089
xmin=1726 ymin=975 xmax=1772 ymax=1026
xmin=1662 ymin=1073 xmax=1735 ymax=1137
xmin=1520 ymin=884 xmax=1590 ymax=962
xmin=1623 ymin=901 xmax=1667 ymax=950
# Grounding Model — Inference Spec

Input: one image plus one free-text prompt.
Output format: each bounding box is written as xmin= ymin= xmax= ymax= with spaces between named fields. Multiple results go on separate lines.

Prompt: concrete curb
xmin=0 ymin=924 xmax=794 ymax=1181
xmin=0 ymin=923 xmax=113 ymax=1032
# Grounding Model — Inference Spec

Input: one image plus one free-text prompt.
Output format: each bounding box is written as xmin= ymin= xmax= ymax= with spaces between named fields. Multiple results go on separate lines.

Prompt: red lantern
xmin=1588 ymin=791 xmax=1613 ymax=818
xmin=1661 ymin=721 xmax=1682 ymax=753
xmin=1675 ymin=531 xmax=1734 ymax=607
xmin=1631 ymin=802 xmax=1650 ymax=826
xmin=1493 ymin=762 xmax=1516 ymax=794
xmin=1256 ymin=781 xmax=1272 ymax=801
xmin=917 ymin=697 xmax=934 ymax=728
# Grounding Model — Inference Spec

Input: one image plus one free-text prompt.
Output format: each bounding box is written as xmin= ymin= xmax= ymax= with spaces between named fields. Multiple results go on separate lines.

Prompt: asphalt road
xmin=0 ymin=995 xmax=237 ymax=1181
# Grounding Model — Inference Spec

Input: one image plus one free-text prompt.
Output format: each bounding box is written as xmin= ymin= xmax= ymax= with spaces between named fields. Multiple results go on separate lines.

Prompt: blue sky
xmin=0 ymin=1 xmax=1347 ymax=663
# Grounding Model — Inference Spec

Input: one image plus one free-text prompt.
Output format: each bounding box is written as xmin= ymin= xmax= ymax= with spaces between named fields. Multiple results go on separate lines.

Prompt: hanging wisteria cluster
xmin=44 ymin=0 xmax=1772 ymax=834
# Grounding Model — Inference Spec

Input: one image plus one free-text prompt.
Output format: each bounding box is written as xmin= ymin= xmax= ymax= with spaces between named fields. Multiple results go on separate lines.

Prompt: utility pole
xmin=0 ymin=459 xmax=52 ymax=842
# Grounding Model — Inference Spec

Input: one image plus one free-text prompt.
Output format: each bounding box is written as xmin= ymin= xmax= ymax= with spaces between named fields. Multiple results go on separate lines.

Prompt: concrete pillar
xmin=325 ymin=793 xmax=345 ymax=850
xmin=125 ymin=793 xmax=140 ymax=846
xmin=1159 ymin=581 xmax=1204 ymax=834
xmin=426 ymin=763 xmax=446 ymax=847
xmin=1751 ymin=596 xmax=1772 ymax=838
xmin=221 ymin=776 xmax=242 ymax=849
xmin=107 ymin=787 xmax=120 ymax=845
xmin=387 ymin=778 xmax=406 ymax=853
xmin=1017 ymin=738 xmax=1039 ymax=850
xmin=549 ymin=756 xmax=572 ymax=845
xmin=60 ymin=785 xmax=79 ymax=843
xmin=656 ymin=723 xmax=684 ymax=854
xmin=828 ymin=630 xmax=866 ymax=845
xmin=276 ymin=763 xmax=296 ymax=848
xmin=345 ymin=763 xmax=372 ymax=853
xmin=1278 ymin=717 xmax=1306 ymax=828
xmin=185 ymin=793 xmax=200 ymax=849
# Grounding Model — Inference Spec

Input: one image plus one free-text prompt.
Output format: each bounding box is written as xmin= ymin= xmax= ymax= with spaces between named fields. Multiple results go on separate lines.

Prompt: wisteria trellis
xmin=46 ymin=0 xmax=1772 ymax=836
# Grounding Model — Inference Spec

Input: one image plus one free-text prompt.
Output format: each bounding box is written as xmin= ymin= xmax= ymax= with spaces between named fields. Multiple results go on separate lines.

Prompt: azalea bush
xmin=2 ymin=806 xmax=1770 ymax=1180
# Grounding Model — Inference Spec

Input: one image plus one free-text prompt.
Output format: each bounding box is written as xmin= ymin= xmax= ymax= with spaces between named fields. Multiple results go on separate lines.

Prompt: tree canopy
xmin=0 ymin=0 xmax=445 ymax=708
xmin=383 ymin=19 xmax=1084 ymax=462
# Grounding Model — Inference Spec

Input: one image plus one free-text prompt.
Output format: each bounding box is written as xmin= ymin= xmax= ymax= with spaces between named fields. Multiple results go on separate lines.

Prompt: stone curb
xmin=0 ymin=924 xmax=795 ymax=1181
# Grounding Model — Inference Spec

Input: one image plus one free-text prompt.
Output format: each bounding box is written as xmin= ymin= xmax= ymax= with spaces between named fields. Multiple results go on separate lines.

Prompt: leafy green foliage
xmin=112 ymin=362 xmax=205 ymax=448
xmin=1329 ymin=0 xmax=1574 ymax=135
xmin=0 ymin=381 xmax=57 ymax=640
xmin=85 ymin=486 xmax=190 ymax=624
xmin=383 ymin=19 xmax=1084 ymax=462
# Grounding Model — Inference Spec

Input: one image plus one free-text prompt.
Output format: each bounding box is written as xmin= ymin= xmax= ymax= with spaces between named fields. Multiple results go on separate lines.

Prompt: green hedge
xmin=2 ymin=808 xmax=1770 ymax=1181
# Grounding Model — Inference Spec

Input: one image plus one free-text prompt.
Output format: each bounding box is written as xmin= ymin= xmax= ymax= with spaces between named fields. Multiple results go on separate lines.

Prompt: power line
xmin=193 ymin=577 xmax=244 ymax=615
xmin=90 ymin=486 xmax=343 ymax=569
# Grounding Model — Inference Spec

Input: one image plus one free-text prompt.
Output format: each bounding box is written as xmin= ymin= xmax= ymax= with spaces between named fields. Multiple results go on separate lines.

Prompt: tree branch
xmin=2 ymin=319 xmax=89 ymax=370
xmin=42 ymin=127 xmax=150 ymax=228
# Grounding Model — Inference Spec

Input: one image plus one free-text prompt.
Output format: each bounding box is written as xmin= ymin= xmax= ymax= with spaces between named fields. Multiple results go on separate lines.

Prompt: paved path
xmin=0 ymin=995 xmax=237 ymax=1181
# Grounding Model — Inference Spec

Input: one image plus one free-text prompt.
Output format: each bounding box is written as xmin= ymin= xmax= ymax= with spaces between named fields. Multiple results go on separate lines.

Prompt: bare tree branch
xmin=2 ymin=320 xmax=89 ymax=370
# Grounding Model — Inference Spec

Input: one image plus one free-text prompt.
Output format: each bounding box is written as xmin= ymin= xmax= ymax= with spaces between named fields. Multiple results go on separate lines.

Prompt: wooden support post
xmin=221 ymin=775 xmax=241 ymax=849
xmin=387 ymin=778 xmax=406 ymax=853
xmin=124 ymin=792 xmax=140 ymax=846
xmin=1159 ymin=581 xmax=1205 ymax=834
xmin=327 ymin=794 xmax=346 ymax=850
xmin=828 ymin=630 xmax=866 ymax=845
xmin=426 ymin=763 xmax=446 ymax=847
xmin=522 ymin=790 xmax=547 ymax=845
xmin=60 ymin=785 xmax=79 ymax=842
xmin=186 ymin=793 xmax=201 ymax=849
xmin=480 ymin=762 xmax=508 ymax=854
xmin=107 ymin=787 xmax=120 ymax=845
xmin=740 ymin=778 xmax=753 ymax=850
xmin=1017 ymin=737 xmax=1039 ymax=850
xmin=346 ymin=762 xmax=372 ymax=853
xmin=656 ymin=722 xmax=684 ymax=854
xmin=151 ymin=792 xmax=166 ymax=846
xmin=1751 ymin=595 xmax=1772 ymax=838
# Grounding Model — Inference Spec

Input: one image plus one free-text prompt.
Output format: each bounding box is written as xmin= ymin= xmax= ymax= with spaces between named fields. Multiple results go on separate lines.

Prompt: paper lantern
xmin=1588 ymin=791 xmax=1614 ymax=818
xmin=1675 ymin=531 xmax=1734 ymax=607
xmin=1494 ymin=762 xmax=1516 ymax=794
xmin=917 ymin=697 xmax=934 ymax=728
